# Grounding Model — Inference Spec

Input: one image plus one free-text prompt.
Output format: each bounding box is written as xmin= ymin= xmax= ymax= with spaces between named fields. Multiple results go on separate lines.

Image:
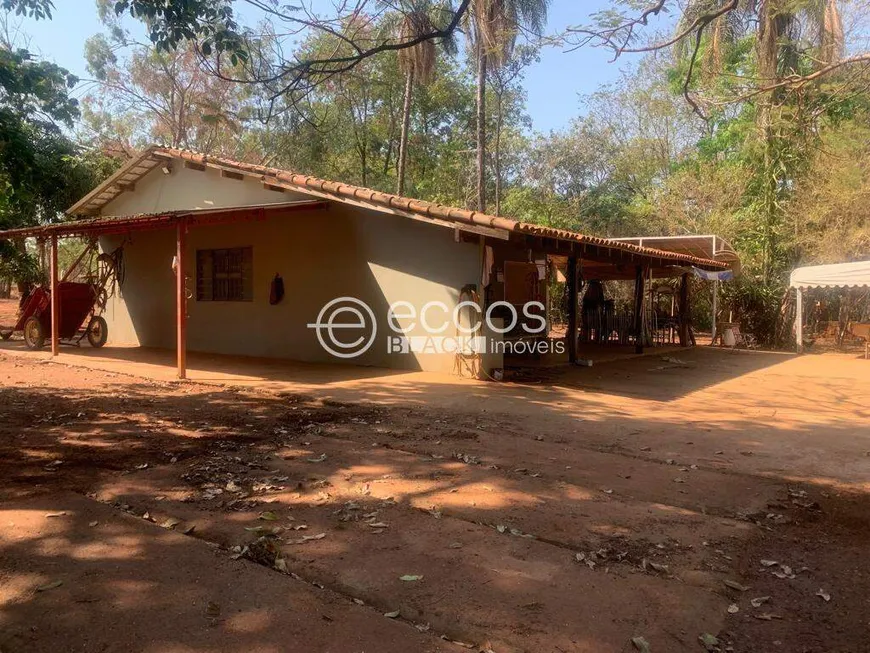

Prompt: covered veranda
xmin=0 ymin=201 xmax=329 ymax=379
xmin=0 ymin=206 xmax=731 ymax=379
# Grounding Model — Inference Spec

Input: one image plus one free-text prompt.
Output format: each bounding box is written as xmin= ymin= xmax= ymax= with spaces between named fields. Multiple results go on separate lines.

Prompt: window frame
xmin=196 ymin=246 xmax=253 ymax=302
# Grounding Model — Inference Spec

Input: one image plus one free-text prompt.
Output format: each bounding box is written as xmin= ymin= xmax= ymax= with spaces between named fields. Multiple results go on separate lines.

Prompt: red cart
xmin=0 ymin=248 xmax=117 ymax=349
xmin=0 ymin=283 xmax=107 ymax=349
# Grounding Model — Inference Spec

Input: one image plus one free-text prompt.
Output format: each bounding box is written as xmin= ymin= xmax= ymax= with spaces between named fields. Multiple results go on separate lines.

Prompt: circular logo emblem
xmin=307 ymin=297 xmax=377 ymax=359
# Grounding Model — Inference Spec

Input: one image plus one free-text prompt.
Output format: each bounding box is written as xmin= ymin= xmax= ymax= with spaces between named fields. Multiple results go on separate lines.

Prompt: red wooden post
xmin=679 ymin=272 xmax=690 ymax=347
xmin=633 ymin=265 xmax=645 ymax=354
xmin=566 ymin=255 xmax=578 ymax=364
xmin=176 ymin=220 xmax=187 ymax=379
xmin=50 ymin=235 xmax=59 ymax=356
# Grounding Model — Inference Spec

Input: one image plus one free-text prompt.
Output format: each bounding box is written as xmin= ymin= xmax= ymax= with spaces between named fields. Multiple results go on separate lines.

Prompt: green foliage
xmin=0 ymin=0 xmax=52 ymax=20
xmin=0 ymin=239 xmax=39 ymax=284
xmin=0 ymin=47 xmax=109 ymax=232
xmin=81 ymin=20 xmax=254 ymax=154
xmin=0 ymin=12 xmax=119 ymax=286
xmin=110 ymin=0 xmax=244 ymax=59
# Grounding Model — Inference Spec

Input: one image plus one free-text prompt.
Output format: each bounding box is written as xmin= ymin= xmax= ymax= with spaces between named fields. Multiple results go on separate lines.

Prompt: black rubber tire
xmin=0 ymin=329 xmax=12 ymax=341
xmin=23 ymin=317 xmax=45 ymax=350
xmin=86 ymin=316 xmax=108 ymax=348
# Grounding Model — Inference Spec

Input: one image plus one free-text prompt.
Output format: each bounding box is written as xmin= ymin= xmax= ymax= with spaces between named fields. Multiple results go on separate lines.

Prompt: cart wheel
xmin=86 ymin=316 xmax=108 ymax=348
xmin=23 ymin=317 xmax=45 ymax=350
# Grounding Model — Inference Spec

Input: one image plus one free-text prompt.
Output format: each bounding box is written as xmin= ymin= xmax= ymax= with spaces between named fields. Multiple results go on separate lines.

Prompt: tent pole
xmin=678 ymin=272 xmax=690 ymax=347
xmin=711 ymin=279 xmax=718 ymax=345
xmin=795 ymin=288 xmax=803 ymax=354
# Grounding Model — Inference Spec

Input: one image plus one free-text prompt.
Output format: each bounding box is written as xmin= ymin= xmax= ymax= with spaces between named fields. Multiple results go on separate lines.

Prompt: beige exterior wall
xmin=98 ymin=165 xmax=483 ymax=373
xmin=100 ymin=163 xmax=311 ymax=215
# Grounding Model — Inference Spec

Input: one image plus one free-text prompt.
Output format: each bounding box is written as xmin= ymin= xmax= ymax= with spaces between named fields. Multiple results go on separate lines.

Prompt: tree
xmin=465 ymin=0 xmax=548 ymax=212
xmin=394 ymin=3 xmax=450 ymax=196
xmin=0 ymin=27 xmax=116 ymax=291
xmin=488 ymin=44 xmax=535 ymax=215
xmin=82 ymin=33 xmax=252 ymax=156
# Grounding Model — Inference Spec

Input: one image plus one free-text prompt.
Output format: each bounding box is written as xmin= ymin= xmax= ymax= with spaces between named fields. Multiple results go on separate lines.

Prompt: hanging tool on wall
xmin=269 ymin=273 xmax=285 ymax=305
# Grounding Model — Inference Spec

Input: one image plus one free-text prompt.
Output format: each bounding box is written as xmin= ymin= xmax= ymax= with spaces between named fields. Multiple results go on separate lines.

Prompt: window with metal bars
xmin=196 ymin=247 xmax=253 ymax=301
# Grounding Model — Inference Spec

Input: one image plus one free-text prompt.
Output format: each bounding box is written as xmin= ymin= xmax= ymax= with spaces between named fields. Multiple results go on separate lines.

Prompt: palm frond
xmin=397 ymin=10 xmax=437 ymax=85
xmin=468 ymin=0 xmax=549 ymax=70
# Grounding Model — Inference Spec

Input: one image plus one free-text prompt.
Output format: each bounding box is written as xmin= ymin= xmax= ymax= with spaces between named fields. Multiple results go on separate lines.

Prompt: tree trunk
xmin=494 ymin=92 xmax=503 ymax=217
xmin=837 ymin=290 xmax=853 ymax=348
xmin=396 ymin=70 xmax=414 ymax=196
xmin=13 ymin=238 xmax=33 ymax=298
xmin=476 ymin=43 xmax=488 ymax=213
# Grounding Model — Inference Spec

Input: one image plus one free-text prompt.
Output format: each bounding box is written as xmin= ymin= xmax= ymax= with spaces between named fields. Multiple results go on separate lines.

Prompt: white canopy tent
xmin=790 ymin=260 xmax=870 ymax=352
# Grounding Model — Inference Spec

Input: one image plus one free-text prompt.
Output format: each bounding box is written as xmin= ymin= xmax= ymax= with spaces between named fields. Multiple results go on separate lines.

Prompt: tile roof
xmin=60 ymin=146 xmax=728 ymax=270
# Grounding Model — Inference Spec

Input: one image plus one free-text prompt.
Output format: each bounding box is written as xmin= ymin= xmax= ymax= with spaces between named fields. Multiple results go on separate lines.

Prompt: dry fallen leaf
xmin=724 ymin=579 xmax=750 ymax=592
xmin=384 ymin=610 xmax=400 ymax=618
xmin=816 ymin=589 xmax=831 ymax=602
xmin=244 ymin=525 xmax=284 ymax=536
xmin=630 ymin=636 xmax=651 ymax=652
xmin=36 ymin=580 xmax=63 ymax=592
xmin=750 ymin=596 xmax=771 ymax=608
xmin=288 ymin=532 xmax=326 ymax=544
xmin=399 ymin=575 xmax=423 ymax=582
xmin=698 ymin=633 xmax=719 ymax=651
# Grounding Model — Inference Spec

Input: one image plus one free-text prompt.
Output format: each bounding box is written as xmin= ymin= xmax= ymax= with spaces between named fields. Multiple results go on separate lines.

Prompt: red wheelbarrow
xmin=0 ymin=282 xmax=108 ymax=350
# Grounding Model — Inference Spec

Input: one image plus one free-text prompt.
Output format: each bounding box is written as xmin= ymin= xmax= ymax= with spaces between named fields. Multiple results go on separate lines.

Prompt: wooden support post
xmin=634 ymin=265 xmax=645 ymax=354
xmin=795 ymin=287 xmax=803 ymax=353
xmin=566 ymin=255 xmax=578 ymax=364
xmin=50 ymin=234 xmax=59 ymax=356
xmin=679 ymin=272 xmax=691 ymax=347
xmin=176 ymin=220 xmax=187 ymax=379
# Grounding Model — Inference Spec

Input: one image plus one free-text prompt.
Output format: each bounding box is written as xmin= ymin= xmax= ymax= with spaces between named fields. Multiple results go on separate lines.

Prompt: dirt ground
xmin=1 ymin=339 xmax=869 ymax=652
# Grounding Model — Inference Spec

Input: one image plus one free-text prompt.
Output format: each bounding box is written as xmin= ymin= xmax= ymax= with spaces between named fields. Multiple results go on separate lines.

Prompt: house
xmin=0 ymin=147 xmax=730 ymax=378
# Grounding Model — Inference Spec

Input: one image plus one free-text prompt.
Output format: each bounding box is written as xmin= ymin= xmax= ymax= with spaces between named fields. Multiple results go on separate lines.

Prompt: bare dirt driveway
xmin=0 ymin=344 xmax=868 ymax=653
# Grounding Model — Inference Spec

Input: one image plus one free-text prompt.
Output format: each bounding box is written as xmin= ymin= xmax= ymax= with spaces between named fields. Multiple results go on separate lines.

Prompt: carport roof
xmin=5 ymin=146 xmax=728 ymax=271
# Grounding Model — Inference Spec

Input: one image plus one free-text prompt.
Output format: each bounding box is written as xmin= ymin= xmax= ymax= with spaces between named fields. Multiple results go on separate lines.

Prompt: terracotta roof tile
xmin=60 ymin=145 xmax=728 ymax=270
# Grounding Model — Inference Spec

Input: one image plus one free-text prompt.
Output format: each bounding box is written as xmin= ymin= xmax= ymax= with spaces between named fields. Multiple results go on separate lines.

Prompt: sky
xmin=11 ymin=0 xmax=663 ymax=134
